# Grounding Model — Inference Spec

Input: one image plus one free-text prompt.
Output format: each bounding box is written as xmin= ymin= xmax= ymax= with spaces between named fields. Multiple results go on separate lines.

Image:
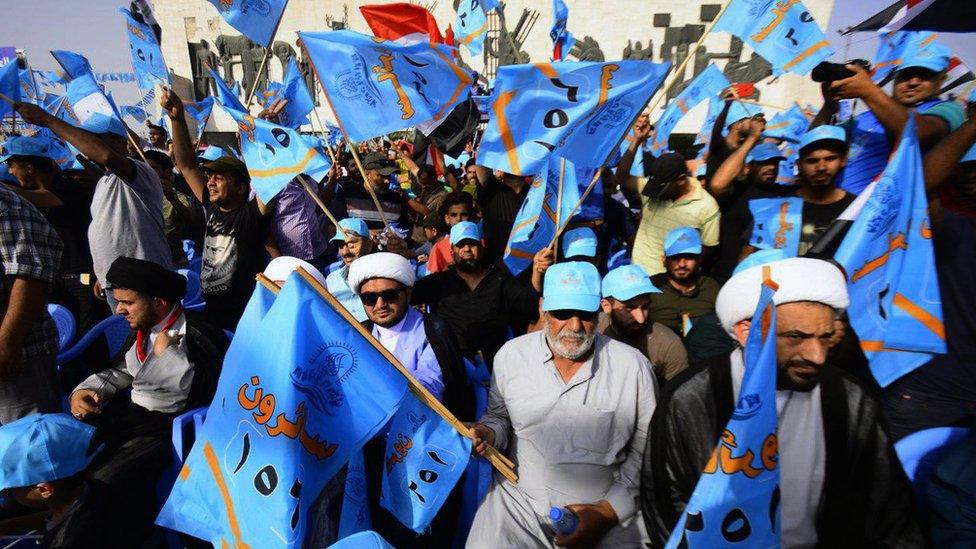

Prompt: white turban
xmin=263 ymin=256 xmax=328 ymax=288
xmin=347 ymin=252 xmax=416 ymax=295
xmin=716 ymin=257 xmax=849 ymax=334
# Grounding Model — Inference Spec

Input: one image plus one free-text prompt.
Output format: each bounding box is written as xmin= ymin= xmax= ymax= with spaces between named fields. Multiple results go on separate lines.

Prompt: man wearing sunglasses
xmin=467 ymin=262 xmax=657 ymax=548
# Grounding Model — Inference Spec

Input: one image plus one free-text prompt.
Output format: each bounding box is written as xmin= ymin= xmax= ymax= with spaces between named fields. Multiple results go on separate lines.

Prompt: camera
xmin=811 ymin=59 xmax=872 ymax=83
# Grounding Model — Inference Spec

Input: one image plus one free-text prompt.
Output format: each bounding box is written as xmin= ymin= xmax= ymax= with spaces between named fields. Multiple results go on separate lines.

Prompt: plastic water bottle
xmin=549 ymin=506 xmax=578 ymax=536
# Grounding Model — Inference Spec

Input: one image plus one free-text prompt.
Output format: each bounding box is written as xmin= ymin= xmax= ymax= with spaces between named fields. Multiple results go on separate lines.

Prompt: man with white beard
xmin=466 ymin=262 xmax=658 ymax=548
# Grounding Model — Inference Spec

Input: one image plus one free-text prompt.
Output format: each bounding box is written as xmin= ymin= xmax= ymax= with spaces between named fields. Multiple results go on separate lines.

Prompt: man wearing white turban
xmin=640 ymin=257 xmax=922 ymax=548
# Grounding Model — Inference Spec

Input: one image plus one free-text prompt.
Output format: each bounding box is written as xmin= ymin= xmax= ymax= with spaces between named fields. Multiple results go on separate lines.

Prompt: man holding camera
xmin=813 ymin=44 xmax=966 ymax=195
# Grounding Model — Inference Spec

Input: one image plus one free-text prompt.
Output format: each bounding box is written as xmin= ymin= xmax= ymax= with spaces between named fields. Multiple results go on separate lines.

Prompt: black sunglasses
xmin=361 ymin=288 xmax=403 ymax=306
xmin=548 ymin=309 xmax=598 ymax=322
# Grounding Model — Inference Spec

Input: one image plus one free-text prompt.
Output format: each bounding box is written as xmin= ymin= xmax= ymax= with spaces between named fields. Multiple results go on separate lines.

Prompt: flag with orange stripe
xmin=478 ymin=60 xmax=670 ymax=176
xmin=834 ymin=115 xmax=946 ymax=387
xmin=713 ymin=0 xmax=834 ymax=76
xmin=650 ymin=63 xmax=729 ymax=154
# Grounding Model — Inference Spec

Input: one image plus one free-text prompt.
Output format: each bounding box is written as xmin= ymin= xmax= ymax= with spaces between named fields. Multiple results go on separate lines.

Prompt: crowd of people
xmin=0 ymin=28 xmax=973 ymax=549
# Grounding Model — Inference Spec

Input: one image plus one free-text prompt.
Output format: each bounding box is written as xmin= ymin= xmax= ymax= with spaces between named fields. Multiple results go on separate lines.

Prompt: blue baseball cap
xmin=746 ymin=143 xmax=786 ymax=164
xmin=602 ymin=264 xmax=660 ymax=301
xmin=561 ymin=227 xmax=598 ymax=259
xmin=450 ymin=221 xmax=481 ymax=245
xmin=197 ymin=145 xmax=226 ymax=163
xmin=798 ymin=125 xmax=847 ymax=154
xmin=733 ymin=248 xmax=788 ymax=276
xmin=80 ymin=113 xmax=128 ymax=138
xmin=330 ymin=217 xmax=370 ymax=243
xmin=0 ymin=413 xmax=102 ymax=490
xmin=0 ymin=135 xmax=55 ymax=163
xmin=664 ymin=227 xmax=702 ymax=257
xmin=543 ymin=261 xmax=602 ymax=312
xmin=898 ymin=42 xmax=951 ymax=74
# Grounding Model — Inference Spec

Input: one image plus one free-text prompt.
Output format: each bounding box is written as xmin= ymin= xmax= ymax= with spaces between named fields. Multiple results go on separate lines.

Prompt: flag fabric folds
xmin=713 ymin=0 xmax=834 ymax=76
xmin=338 ymin=449 xmax=371 ymax=538
xmin=359 ymin=3 xmax=445 ymax=43
xmin=651 ymin=64 xmax=730 ymax=155
xmin=665 ymin=272 xmax=781 ymax=548
xmin=218 ymin=103 xmax=331 ymax=202
xmin=18 ymin=69 xmax=39 ymax=103
xmin=748 ymin=197 xmax=804 ymax=257
xmin=762 ymin=104 xmax=809 ymax=143
xmin=478 ymin=60 xmax=670 ymax=176
xmin=380 ymin=392 xmax=471 ymax=533
xmin=209 ymin=67 xmax=246 ymax=113
xmin=51 ymin=50 xmax=119 ymax=124
xmin=550 ymin=0 xmax=575 ymax=61
xmin=871 ymin=31 xmax=938 ymax=84
xmin=157 ymin=274 xmax=408 ymax=547
xmin=503 ymin=156 xmax=596 ymax=274
xmin=880 ymin=0 xmax=976 ymax=34
xmin=204 ymin=0 xmax=287 ymax=47
xmin=299 ymin=30 xmax=472 ymax=142
xmin=834 ymin=115 xmax=946 ymax=387
xmin=184 ymin=97 xmax=215 ymax=140
xmin=0 ymin=61 xmax=21 ymax=119
xmin=259 ymin=58 xmax=314 ymax=130
xmin=120 ymin=7 xmax=170 ymax=89
xmin=455 ymin=0 xmax=500 ymax=57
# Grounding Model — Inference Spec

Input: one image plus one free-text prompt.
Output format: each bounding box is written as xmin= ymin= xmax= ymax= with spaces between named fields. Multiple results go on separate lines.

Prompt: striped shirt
xmin=632 ymin=177 xmax=720 ymax=276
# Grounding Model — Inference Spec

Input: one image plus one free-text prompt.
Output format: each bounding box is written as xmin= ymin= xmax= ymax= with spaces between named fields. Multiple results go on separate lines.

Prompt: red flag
xmin=444 ymin=24 xmax=455 ymax=47
xmin=940 ymin=56 xmax=975 ymax=94
xmin=359 ymin=3 xmax=444 ymax=43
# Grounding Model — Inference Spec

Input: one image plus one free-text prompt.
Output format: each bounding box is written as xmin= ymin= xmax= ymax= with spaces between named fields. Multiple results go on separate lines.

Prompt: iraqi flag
xmin=940 ymin=56 xmax=975 ymax=94
xmin=880 ymin=0 xmax=976 ymax=33
xmin=359 ymin=3 xmax=445 ymax=44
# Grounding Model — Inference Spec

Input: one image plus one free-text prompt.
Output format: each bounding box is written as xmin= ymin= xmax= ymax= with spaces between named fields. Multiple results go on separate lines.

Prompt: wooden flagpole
xmin=298 ymin=39 xmax=393 ymax=233
xmin=296 ymin=173 xmax=344 ymax=233
xmin=256 ymin=270 xmax=518 ymax=483
xmin=550 ymin=157 xmax=567 ymax=257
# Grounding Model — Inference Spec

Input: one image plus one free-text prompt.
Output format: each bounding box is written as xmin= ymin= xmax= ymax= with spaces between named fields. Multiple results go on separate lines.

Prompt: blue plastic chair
xmin=895 ymin=426 xmax=970 ymax=509
xmin=161 ymin=406 xmax=208 ymax=548
xmin=47 ymin=304 xmax=76 ymax=352
xmin=56 ymin=314 xmax=132 ymax=365
xmin=178 ymin=269 xmax=206 ymax=312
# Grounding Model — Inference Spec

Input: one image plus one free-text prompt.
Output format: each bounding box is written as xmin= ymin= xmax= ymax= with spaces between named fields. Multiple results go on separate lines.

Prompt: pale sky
xmin=2 ymin=0 xmax=974 ymax=108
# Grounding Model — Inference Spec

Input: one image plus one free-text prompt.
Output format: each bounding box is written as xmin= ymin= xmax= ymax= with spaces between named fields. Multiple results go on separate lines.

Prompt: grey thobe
xmin=467 ymin=332 xmax=658 ymax=548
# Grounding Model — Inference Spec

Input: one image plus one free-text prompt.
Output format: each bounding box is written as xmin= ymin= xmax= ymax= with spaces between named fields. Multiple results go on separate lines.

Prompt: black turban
xmin=106 ymin=257 xmax=186 ymax=303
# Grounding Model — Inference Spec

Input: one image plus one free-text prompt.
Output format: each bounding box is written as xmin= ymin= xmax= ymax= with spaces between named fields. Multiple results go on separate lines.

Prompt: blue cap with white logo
xmin=543 ymin=261 xmax=602 ymax=312
xmin=0 ymin=135 xmax=55 ymax=163
xmin=664 ymin=227 xmax=702 ymax=257
xmin=330 ymin=217 xmax=370 ymax=243
xmin=450 ymin=221 xmax=481 ymax=245
xmin=561 ymin=227 xmax=598 ymax=259
xmin=602 ymin=264 xmax=660 ymax=301
xmin=80 ymin=113 xmax=128 ymax=138
xmin=898 ymin=42 xmax=951 ymax=74
xmin=798 ymin=125 xmax=847 ymax=154
xmin=0 ymin=413 xmax=102 ymax=490
xmin=746 ymin=143 xmax=786 ymax=164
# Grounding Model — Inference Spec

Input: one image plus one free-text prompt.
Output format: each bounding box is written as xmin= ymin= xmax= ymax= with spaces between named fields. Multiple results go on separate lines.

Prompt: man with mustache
xmin=648 ymin=227 xmax=720 ymax=337
xmin=325 ymin=217 xmax=374 ymax=322
xmin=641 ymin=257 xmax=921 ymax=547
xmin=467 ymin=261 xmax=657 ymax=548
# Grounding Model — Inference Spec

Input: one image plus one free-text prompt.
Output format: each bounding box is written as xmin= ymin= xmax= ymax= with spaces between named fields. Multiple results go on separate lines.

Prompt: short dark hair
xmin=8 ymin=155 xmax=57 ymax=174
xmin=143 ymin=150 xmax=174 ymax=172
xmin=416 ymin=164 xmax=437 ymax=180
xmin=147 ymin=123 xmax=169 ymax=139
xmin=464 ymin=158 xmax=476 ymax=169
xmin=439 ymin=191 xmax=474 ymax=216
xmin=799 ymin=140 xmax=848 ymax=159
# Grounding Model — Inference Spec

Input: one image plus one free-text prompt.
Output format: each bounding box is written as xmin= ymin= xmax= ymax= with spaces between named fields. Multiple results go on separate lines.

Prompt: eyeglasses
xmin=548 ymin=309 xmax=598 ymax=322
xmin=361 ymin=288 xmax=403 ymax=306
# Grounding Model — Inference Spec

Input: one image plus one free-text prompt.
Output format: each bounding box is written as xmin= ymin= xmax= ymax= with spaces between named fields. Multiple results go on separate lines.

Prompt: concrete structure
xmin=152 ymin=0 xmax=837 ymax=137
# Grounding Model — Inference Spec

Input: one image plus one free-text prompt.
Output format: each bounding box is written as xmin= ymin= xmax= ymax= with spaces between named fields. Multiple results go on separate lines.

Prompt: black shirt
xmin=411 ymin=266 xmax=539 ymax=367
xmin=477 ymin=177 xmax=528 ymax=266
xmin=797 ymin=192 xmax=856 ymax=255
xmin=36 ymin=177 xmax=94 ymax=275
xmin=201 ymin=200 xmax=269 ymax=330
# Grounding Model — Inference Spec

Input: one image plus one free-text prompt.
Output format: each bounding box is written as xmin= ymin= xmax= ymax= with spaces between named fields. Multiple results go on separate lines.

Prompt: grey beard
xmin=544 ymin=317 xmax=596 ymax=360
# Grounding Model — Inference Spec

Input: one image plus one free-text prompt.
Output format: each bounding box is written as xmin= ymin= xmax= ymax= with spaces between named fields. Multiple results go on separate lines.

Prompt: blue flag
xmin=666 ymin=272 xmax=780 ymax=548
xmin=18 ymin=69 xmax=39 ymax=103
xmin=258 ymin=58 xmax=314 ymax=130
xmin=834 ymin=115 xmax=946 ymax=387
xmin=329 ymin=531 xmax=395 ymax=549
xmin=184 ymin=96 xmax=215 ymax=140
xmin=120 ymin=8 xmax=170 ymax=89
xmin=51 ymin=50 xmax=119 ymax=124
xmin=504 ymin=156 xmax=596 ymax=274
xmin=748 ymin=197 xmax=803 ymax=257
xmin=871 ymin=31 xmax=938 ymax=84
xmin=775 ymin=142 xmax=799 ymax=186
xmin=380 ymin=393 xmax=471 ymax=532
xmin=338 ymin=449 xmax=371 ymax=538
xmin=762 ymin=104 xmax=808 ymax=143
xmin=122 ymin=105 xmax=148 ymax=123
xmin=299 ymin=30 xmax=473 ymax=143
xmin=550 ymin=0 xmax=575 ymax=61
xmin=0 ymin=61 xmax=21 ymax=118
xmin=209 ymin=67 xmax=246 ymax=113
xmin=219 ymin=104 xmax=332 ymax=202
xmin=455 ymin=0 xmax=501 ymax=57
xmin=651 ymin=64 xmax=730 ymax=155
xmin=694 ymin=99 xmax=724 ymax=152
xmin=713 ymin=0 xmax=834 ymax=76
xmin=205 ymin=0 xmax=287 ymax=47
xmin=479 ymin=60 xmax=670 ymax=176
xmin=157 ymin=273 xmax=408 ymax=547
